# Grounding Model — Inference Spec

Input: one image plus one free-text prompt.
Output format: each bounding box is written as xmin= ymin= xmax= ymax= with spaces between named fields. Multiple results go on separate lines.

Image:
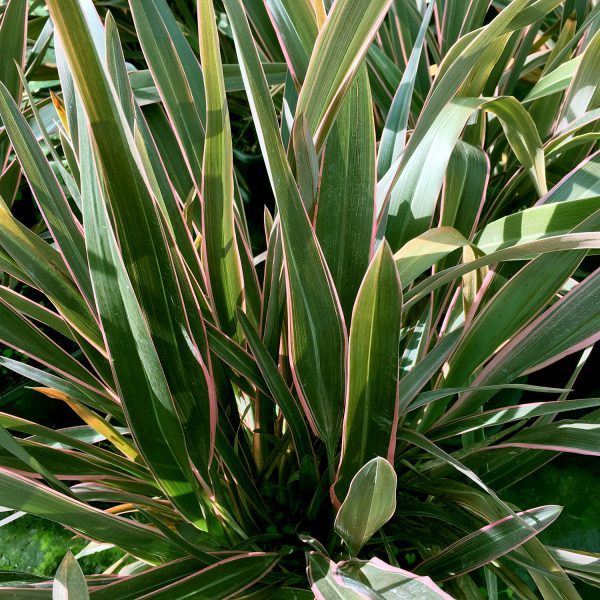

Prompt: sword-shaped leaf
xmin=224 ymin=0 xmax=346 ymax=449
xmin=295 ymin=0 xmax=394 ymax=151
xmin=336 ymin=243 xmax=401 ymax=500
xmin=415 ymin=506 xmax=563 ymax=581
xmin=0 ymin=468 xmax=184 ymax=564
xmin=315 ymin=65 xmax=376 ymax=321
xmin=198 ymin=0 xmax=244 ymax=338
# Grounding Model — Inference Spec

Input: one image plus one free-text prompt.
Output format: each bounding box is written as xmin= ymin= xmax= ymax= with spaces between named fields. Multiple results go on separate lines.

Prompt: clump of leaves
xmin=0 ymin=0 xmax=599 ymax=598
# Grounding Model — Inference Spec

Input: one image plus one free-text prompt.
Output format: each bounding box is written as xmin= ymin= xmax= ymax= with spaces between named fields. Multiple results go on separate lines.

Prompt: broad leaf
xmin=334 ymin=457 xmax=397 ymax=554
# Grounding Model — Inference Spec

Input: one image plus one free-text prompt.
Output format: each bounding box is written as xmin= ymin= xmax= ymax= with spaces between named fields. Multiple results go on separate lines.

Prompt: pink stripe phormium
xmin=447 ymin=267 xmax=600 ymax=418
xmin=136 ymin=552 xmax=278 ymax=600
xmin=535 ymin=148 xmax=600 ymax=206
xmin=484 ymin=442 xmax=600 ymax=456
xmin=366 ymin=558 xmax=454 ymax=599
xmin=415 ymin=506 xmax=562 ymax=580
xmin=523 ymin=333 xmax=600 ymax=375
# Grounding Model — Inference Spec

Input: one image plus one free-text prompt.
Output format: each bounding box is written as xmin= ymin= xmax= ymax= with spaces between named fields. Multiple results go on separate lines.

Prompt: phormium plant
xmin=0 ymin=0 xmax=599 ymax=597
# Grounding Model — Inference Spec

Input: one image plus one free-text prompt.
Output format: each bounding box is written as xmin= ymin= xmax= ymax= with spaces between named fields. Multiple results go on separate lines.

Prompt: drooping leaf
xmin=132 ymin=553 xmax=279 ymax=599
xmin=0 ymin=468 xmax=184 ymax=564
xmin=393 ymin=227 xmax=470 ymax=286
xmin=446 ymin=267 xmax=600 ymax=420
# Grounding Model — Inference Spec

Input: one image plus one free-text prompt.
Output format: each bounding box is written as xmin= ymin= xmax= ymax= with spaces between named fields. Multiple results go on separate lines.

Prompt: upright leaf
xmin=224 ymin=0 xmax=346 ymax=449
xmin=334 ymin=457 xmax=397 ymax=554
xmin=377 ymin=0 xmax=435 ymax=178
xmin=198 ymin=0 xmax=244 ymax=337
xmin=53 ymin=552 xmax=89 ymax=600
xmin=46 ymin=0 xmax=215 ymax=518
xmin=264 ymin=0 xmax=318 ymax=85
xmin=129 ymin=0 xmax=205 ymax=188
xmin=295 ymin=0 xmax=394 ymax=150
xmin=315 ymin=65 xmax=376 ymax=321
xmin=336 ymin=243 xmax=401 ymax=499
xmin=0 ymin=0 xmax=27 ymax=164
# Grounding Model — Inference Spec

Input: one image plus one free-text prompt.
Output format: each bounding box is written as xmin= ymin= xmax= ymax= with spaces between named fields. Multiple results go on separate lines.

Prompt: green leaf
xmin=438 ymin=247 xmax=587 ymax=398
xmin=237 ymin=310 xmax=314 ymax=464
xmin=0 ymin=196 xmax=101 ymax=350
xmin=295 ymin=0 xmax=394 ymax=151
xmin=541 ymin=151 xmax=600 ymax=205
xmin=129 ymin=0 xmax=205 ymax=187
xmin=47 ymin=0 xmax=216 ymax=511
xmin=0 ymin=468 xmax=184 ymax=564
xmin=86 ymin=558 xmax=202 ymax=600
xmin=198 ymin=0 xmax=244 ymax=337
xmin=408 ymin=384 xmax=574 ymax=414
xmin=0 ymin=409 xmax=145 ymax=479
xmin=0 ymin=356 xmax=118 ymax=419
xmin=491 ymin=421 xmax=600 ymax=456
xmin=0 ymin=82 xmax=93 ymax=306
xmin=105 ymin=12 xmax=134 ymax=127
xmin=397 ymin=329 xmax=462 ymax=413
xmin=292 ymin=113 xmax=319 ymax=212
xmin=0 ymin=301 xmax=105 ymax=399
xmin=205 ymin=322 xmax=269 ymax=395
xmin=557 ymin=28 xmax=600 ymax=129
xmin=315 ymin=65 xmax=375 ymax=320
xmin=0 ymin=0 xmax=26 ymax=100
xmin=224 ymin=0 xmax=346 ymax=448
xmin=404 ymin=231 xmax=600 ymax=310
xmin=445 ymin=267 xmax=600 ymax=420
xmin=137 ymin=553 xmax=279 ymax=599
xmin=0 ymin=414 xmax=76 ymax=497
xmin=0 ymin=285 xmax=74 ymax=341
xmin=334 ymin=457 xmax=397 ymax=555
xmin=441 ymin=141 xmax=489 ymax=238
xmin=377 ymin=0 xmax=434 ymax=179
xmin=0 ymin=0 xmax=27 ymax=164
xmin=415 ymin=506 xmax=563 ymax=581
xmin=393 ymin=227 xmax=470 ymax=286
xmin=476 ymin=197 xmax=600 ymax=253
xmin=53 ymin=552 xmax=89 ymax=600
xmin=382 ymin=96 xmax=547 ymax=250
xmin=80 ymin=130 xmax=206 ymax=521
xmin=428 ymin=398 xmax=600 ymax=440
xmin=130 ymin=63 xmax=288 ymax=105
xmin=264 ymin=0 xmax=318 ymax=84
xmin=524 ymin=56 xmax=582 ymax=102
xmin=336 ymin=243 xmax=401 ymax=499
